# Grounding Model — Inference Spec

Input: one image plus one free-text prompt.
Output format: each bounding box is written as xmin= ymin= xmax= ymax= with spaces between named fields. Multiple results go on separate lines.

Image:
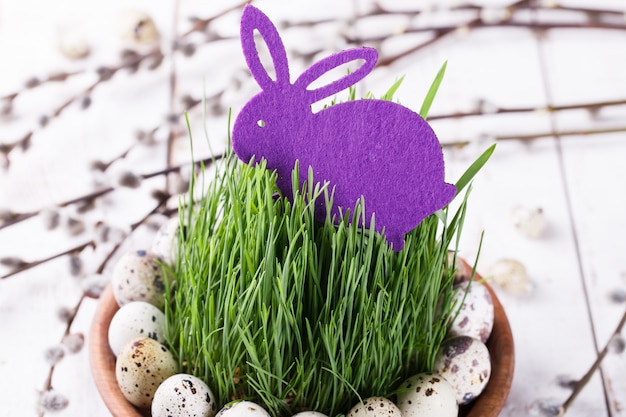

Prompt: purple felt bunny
xmin=232 ymin=5 xmax=456 ymax=251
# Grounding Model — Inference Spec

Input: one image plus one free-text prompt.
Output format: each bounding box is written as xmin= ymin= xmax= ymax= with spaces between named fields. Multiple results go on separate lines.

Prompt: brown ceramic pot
xmin=90 ymin=268 xmax=514 ymax=417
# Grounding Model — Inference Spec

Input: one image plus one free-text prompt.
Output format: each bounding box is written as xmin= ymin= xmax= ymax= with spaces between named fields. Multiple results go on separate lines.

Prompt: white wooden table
xmin=1 ymin=1 xmax=625 ymax=416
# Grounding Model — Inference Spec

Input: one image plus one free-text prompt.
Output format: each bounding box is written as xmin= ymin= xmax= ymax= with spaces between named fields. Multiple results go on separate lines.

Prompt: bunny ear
xmin=294 ymin=47 xmax=377 ymax=104
xmin=240 ymin=5 xmax=290 ymax=89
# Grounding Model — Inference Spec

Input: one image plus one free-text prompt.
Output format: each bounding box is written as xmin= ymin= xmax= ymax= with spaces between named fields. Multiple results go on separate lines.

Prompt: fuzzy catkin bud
xmin=39 ymin=390 xmax=69 ymax=412
xmin=65 ymin=217 xmax=85 ymax=236
xmin=117 ymin=171 xmax=142 ymax=188
xmin=25 ymin=77 xmax=40 ymax=88
xmin=69 ymin=253 xmax=83 ymax=277
xmin=75 ymin=198 xmax=96 ymax=214
xmin=181 ymin=43 xmax=196 ymax=57
xmin=147 ymin=52 xmax=164 ymax=70
xmin=41 ymin=208 xmax=61 ymax=230
xmin=89 ymin=160 xmax=108 ymax=172
xmin=62 ymin=333 xmax=85 ymax=354
xmin=0 ymin=208 xmax=15 ymax=223
xmin=44 ymin=345 xmax=65 ymax=366
xmin=609 ymin=289 xmax=626 ymax=303
xmin=150 ymin=189 xmax=170 ymax=203
xmin=1 ymin=100 xmax=12 ymax=115
xmin=82 ymin=274 xmax=109 ymax=298
xmin=80 ymin=96 xmax=92 ymax=110
xmin=528 ymin=398 xmax=561 ymax=416
xmin=96 ymin=66 xmax=115 ymax=81
xmin=609 ymin=335 xmax=625 ymax=354
xmin=165 ymin=112 xmax=179 ymax=124
xmin=56 ymin=306 xmax=74 ymax=323
xmin=180 ymin=94 xmax=200 ymax=109
xmin=0 ymin=256 xmax=27 ymax=269
xmin=555 ymin=374 xmax=577 ymax=390
xmin=170 ymin=173 xmax=190 ymax=195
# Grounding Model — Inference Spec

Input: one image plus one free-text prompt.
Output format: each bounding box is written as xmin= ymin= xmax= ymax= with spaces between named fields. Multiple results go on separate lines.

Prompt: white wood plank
xmin=541 ymin=24 xmax=626 ymax=416
xmin=560 ymin=134 xmax=626 ymax=416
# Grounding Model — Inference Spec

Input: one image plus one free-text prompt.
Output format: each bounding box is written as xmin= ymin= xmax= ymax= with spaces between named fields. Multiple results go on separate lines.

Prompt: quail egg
xmin=216 ymin=401 xmax=270 ymax=417
xmin=396 ymin=372 xmax=457 ymax=417
xmin=448 ymin=281 xmax=494 ymax=343
xmin=292 ymin=412 xmax=328 ymax=417
xmin=433 ymin=336 xmax=491 ymax=404
xmin=108 ymin=301 xmax=166 ymax=356
xmin=112 ymin=250 xmax=166 ymax=308
xmin=152 ymin=373 xmax=218 ymax=417
xmin=346 ymin=397 xmax=401 ymax=417
xmin=151 ymin=217 xmax=180 ymax=266
xmin=119 ymin=10 xmax=160 ymax=44
xmin=116 ymin=337 xmax=178 ymax=408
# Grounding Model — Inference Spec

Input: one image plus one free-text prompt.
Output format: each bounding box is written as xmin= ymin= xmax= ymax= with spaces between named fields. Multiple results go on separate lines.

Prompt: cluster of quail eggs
xmin=107 ymin=218 xmax=495 ymax=417
xmin=108 ymin=218 xmax=220 ymax=417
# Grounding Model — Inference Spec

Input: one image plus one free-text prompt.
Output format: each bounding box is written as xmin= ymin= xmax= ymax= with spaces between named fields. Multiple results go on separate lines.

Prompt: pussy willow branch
xmin=1 ymin=241 xmax=95 ymax=280
xmin=0 ymin=154 xmax=224 ymax=231
xmin=516 ymin=3 xmax=626 ymax=18
xmin=376 ymin=0 xmax=527 ymax=66
xmin=1 ymin=70 xmax=84 ymax=103
xmin=428 ymin=98 xmax=626 ymax=121
xmin=558 ymin=308 xmax=626 ymax=416
xmin=1 ymin=47 xmax=164 ymax=162
xmin=1 ymin=1 xmax=248 ymax=108
xmin=441 ymin=125 xmax=626 ymax=148
xmin=38 ymin=200 xmax=166 ymax=417
xmin=1 ymin=0 xmax=240 ymax=161
xmin=347 ymin=18 xmax=626 ymax=45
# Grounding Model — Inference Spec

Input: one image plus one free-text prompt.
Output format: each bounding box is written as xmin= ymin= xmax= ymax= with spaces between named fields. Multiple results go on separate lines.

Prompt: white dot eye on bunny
xmin=232 ymin=5 xmax=456 ymax=251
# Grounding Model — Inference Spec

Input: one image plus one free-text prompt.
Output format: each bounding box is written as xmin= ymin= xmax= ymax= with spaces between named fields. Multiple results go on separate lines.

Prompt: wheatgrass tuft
xmin=164 ymin=147 xmax=488 ymax=416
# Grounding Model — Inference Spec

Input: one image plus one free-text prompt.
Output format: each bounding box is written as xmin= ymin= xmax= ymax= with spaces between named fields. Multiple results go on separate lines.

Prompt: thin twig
xmin=441 ymin=125 xmax=626 ymax=148
xmin=1 ymin=70 xmax=84 ymax=102
xmin=429 ymin=98 xmax=626 ymax=121
xmin=166 ymin=0 xmax=181 ymax=193
xmin=1 ymin=241 xmax=95 ymax=280
xmin=558 ymin=308 xmax=626 ymax=416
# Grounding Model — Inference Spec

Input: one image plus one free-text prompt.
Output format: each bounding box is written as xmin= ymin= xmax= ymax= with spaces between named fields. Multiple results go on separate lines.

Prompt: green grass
xmin=164 ymin=65 xmax=494 ymax=416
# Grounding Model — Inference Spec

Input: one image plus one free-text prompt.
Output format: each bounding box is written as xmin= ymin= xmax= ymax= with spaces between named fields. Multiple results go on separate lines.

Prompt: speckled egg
xmin=112 ymin=250 xmax=166 ymax=308
xmin=346 ymin=397 xmax=401 ymax=417
xmin=433 ymin=336 xmax=491 ymax=405
xmin=152 ymin=374 xmax=218 ymax=417
xmin=448 ymin=281 xmax=494 ymax=343
xmin=151 ymin=217 xmax=180 ymax=266
xmin=216 ymin=401 xmax=270 ymax=417
xmin=447 ymin=252 xmax=473 ymax=285
xmin=115 ymin=337 xmax=178 ymax=408
xmin=119 ymin=10 xmax=160 ymax=44
xmin=292 ymin=412 xmax=328 ymax=417
xmin=108 ymin=301 xmax=166 ymax=356
xmin=396 ymin=373 xmax=458 ymax=417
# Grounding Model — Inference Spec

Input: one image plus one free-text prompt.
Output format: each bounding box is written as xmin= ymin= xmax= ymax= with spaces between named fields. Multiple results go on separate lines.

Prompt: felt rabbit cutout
xmin=232 ymin=5 xmax=456 ymax=251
